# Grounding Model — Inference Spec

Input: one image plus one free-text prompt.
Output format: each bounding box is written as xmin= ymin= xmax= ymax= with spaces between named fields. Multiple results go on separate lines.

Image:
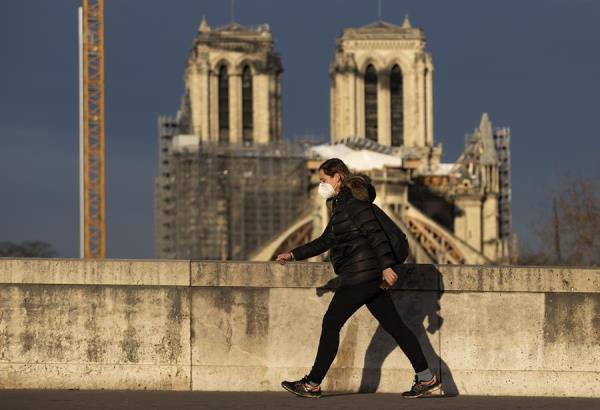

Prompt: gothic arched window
xmin=242 ymin=65 xmax=253 ymax=144
xmin=390 ymin=65 xmax=404 ymax=146
xmin=218 ymin=65 xmax=229 ymax=143
xmin=364 ymin=65 xmax=378 ymax=142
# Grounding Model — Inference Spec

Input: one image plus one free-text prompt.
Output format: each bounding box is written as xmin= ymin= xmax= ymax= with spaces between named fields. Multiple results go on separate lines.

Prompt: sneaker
xmin=401 ymin=374 xmax=442 ymax=398
xmin=281 ymin=374 xmax=322 ymax=398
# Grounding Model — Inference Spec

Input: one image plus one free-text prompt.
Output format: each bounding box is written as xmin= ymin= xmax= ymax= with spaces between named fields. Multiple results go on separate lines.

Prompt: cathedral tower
xmin=180 ymin=16 xmax=283 ymax=144
xmin=330 ymin=16 xmax=433 ymax=148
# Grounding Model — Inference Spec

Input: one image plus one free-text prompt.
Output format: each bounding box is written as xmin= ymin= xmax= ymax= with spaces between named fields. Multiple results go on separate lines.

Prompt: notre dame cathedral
xmin=155 ymin=15 xmax=517 ymax=265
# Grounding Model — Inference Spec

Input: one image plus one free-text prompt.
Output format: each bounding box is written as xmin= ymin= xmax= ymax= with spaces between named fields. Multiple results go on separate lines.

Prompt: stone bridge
xmin=0 ymin=258 xmax=598 ymax=397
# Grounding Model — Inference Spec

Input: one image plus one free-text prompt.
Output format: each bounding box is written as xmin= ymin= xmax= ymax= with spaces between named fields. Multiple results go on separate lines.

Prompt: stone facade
xmin=448 ymin=113 xmax=511 ymax=261
xmin=330 ymin=17 xmax=433 ymax=149
xmin=154 ymin=18 xmax=296 ymax=260
xmin=179 ymin=17 xmax=283 ymax=144
xmin=156 ymin=15 xmax=515 ymax=265
xmin=321 ymin=17 xmax=514 ymax=264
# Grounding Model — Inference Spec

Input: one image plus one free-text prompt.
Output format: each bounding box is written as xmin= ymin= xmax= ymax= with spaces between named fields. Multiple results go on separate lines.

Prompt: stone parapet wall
xmin=0 ymin=258 xmax=598 ymax=396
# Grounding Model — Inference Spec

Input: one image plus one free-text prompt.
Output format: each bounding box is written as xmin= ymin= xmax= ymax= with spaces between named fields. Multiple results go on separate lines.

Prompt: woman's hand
xmin=276 ymin=252 xmax=294 ymax=265
xmin=380 ymin=267 xmax=398 ymax=289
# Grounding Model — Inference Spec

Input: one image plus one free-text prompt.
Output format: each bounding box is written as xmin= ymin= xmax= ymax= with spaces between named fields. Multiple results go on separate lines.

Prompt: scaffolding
xmin=155 ymin=134 xmax=309 ymax=260
xmin=493 ymin=127 xmax=512 ymax=241
xmin=154 ymin=116 xmax=179 ymax=258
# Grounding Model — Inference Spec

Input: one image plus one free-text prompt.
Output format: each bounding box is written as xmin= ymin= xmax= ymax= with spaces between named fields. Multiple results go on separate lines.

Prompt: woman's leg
xmin=365 ymin=289 xmax=429 ymax=373
xmin=307 ymin=283 xmax=376 ymax=384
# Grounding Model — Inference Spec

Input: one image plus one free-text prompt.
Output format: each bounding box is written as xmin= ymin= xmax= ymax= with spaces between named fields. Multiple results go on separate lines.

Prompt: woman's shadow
xmin=316 ymin=264 xmax=458 ymax=397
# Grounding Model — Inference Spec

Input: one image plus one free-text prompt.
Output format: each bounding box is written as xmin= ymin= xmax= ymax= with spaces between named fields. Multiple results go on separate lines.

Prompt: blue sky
xmin=1 ymin=0 xmax=598 ymax=258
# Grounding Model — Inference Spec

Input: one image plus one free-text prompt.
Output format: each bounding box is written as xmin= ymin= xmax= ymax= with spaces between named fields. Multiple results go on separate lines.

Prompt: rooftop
xmin=339 ymin=15 xmax=425 ymax=41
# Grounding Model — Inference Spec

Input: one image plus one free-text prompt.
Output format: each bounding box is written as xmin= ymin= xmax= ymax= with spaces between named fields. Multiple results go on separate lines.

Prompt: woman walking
xmin=276 ymin=158 xmax=441 ymax=399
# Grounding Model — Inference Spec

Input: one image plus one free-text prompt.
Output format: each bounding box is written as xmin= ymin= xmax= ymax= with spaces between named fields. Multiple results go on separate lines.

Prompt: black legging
xmin=307 ymin=279 xmax=429 ymax=384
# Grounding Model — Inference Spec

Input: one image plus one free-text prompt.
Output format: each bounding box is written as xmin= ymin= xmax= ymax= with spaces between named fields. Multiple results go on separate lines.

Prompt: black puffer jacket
xmin=291 ymin=179 xmax=396 ymax=287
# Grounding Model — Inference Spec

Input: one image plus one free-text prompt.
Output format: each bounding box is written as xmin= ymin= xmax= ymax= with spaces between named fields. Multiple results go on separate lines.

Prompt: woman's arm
xmin=289 ymin=219 xmax=334 ymax=261
xmin=347 ymin=199 xmax=396 ymax=270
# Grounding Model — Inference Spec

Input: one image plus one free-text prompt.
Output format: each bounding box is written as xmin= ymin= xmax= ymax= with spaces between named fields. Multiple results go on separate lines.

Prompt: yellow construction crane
xmin=79 ymin=0 xmax=105 ymax=258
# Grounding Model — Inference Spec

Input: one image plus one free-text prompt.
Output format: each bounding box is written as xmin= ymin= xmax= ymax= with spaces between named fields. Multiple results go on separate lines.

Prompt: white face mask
xmin=318 ymin=182 xmax=336 ymax=199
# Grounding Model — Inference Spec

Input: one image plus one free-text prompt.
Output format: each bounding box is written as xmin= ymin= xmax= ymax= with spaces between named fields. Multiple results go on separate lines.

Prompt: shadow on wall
xmin=316 ymin=264 xmax=458 ymax=396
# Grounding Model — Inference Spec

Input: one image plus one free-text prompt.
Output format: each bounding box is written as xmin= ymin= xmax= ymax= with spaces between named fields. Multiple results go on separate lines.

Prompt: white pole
xmin=78 ymin=6 xmax=84 ymax=258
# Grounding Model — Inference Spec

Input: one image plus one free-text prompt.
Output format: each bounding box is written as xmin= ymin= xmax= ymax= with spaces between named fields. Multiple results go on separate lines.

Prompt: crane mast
xmin=80 ymin=0 xmax=106 ymax=258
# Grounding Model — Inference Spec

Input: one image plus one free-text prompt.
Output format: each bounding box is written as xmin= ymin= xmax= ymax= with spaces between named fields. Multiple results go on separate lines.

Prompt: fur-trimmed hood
xmin=343 ymin=173 xmax=376 ymax=202
xmin=326 ymin=174 xmax=376 ymax=213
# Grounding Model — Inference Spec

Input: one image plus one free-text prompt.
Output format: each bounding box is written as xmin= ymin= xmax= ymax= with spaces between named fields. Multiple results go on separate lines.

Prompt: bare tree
xmin=520 ymin=172 xmax=599 ymax=266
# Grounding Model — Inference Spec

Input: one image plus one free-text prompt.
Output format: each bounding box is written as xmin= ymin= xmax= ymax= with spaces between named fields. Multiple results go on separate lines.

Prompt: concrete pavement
xmin=2 ymin=391 xmax=599 ymax=410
